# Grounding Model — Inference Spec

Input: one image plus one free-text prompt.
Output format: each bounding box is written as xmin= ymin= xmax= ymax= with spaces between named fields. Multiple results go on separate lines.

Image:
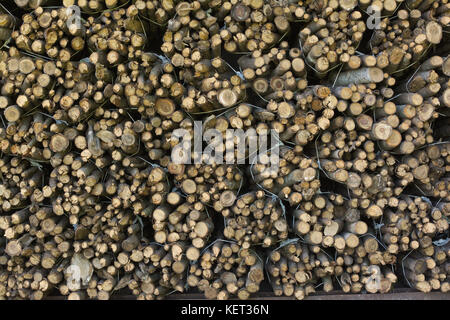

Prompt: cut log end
xmin=426 ymin=21 xmax=442 ymax=44
xmin=366 ymin=205 xmax=383 ymax=218
xmin=50 ymin=134 xmax=70 ymax=153
xmin=372 ymin=122 xmax=393 ymax=141
xmin=156 ymin=98 xmax=176 ymax=117
xmin=220 ymin=190 xmax=236 ymax=207
xmin=231 ymin=4 xmax=251 ymax=21
xmin=182 ymin=179 xmax=197 ymax=194
xmin=217 ymin=89 xmax=238 ymax=108
xmin=4 ymin=105 xmax=22 ymax=122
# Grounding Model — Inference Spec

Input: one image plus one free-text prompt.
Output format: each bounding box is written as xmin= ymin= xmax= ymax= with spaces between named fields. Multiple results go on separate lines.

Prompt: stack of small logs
xmin=335 ymin=252 xmax=398 ymax=294
xmin=266 ymin=239 xmax=334 ymax=300
xmin=403 ymin=242 xmax=450 ymax=293
xmin=249 ymin=146 xmax=320 ymax=205
xmin=238 ymin=41 xmax=307 ymax=102
xmin=299 ymin=3 xmax=366 ymax=77
xmin=161 ymin=1 xmax=223 ymax=77
xmin=11 ymin=6 xmax=86 ymax=60
xmin=266 ymin=237 xmax=398 ymax=299
xmin=169 ymin=160 xmax=244 ymax=212
xmin=219 ymin=0 xmax=308 ymax=54
xmin=222 ymin=190 xmax=288 ymax=248
xmin=292 ymin=193 xmax=372 ymax=251
xmin=369 ymin=6 xmax=444 ymax=77
xmin=150 ymin=192 xmax=214 ymax=259
xmin=187 ymin=241 xmax=264 ymax=300
xmin=0 ymin=0 xmax=449 ymax=300
xmin=379 ymin=196 xmax=449 ymax=254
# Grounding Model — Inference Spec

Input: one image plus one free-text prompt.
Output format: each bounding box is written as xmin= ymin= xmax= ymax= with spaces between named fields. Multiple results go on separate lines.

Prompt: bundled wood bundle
xmin=60 ymin=158 xmax=170 ymax=216
xmin=305 ymin=0 xmax=401 ymax=14
xmin=0 ymin=47 xmax=120 ymax=129
xmin=132 ymin=0 xmax=178 ymax=30
xmin=203 ymin=103 xmax=258 ymax=131
xmin=402 ymin=56 xmax=449 ymax=106
xmin=221 ymin=0 xmax=297 ymax=54
xmin=149 ymin=192 xmax=214 ymax=257
xmin=57 ymin=227 xmax=187 ymax=300
xmin=238 ymin=42 xmax=307 ymax=102
xmin=1 ymin=207 xmax=67 ymax=298
xmin=168 ymin=161 xmax=243 ymax=211
xmin=379 ymin=196 xmax=449 ymax=255
xmin=303 ymin=84 xmax=375 ymax=135
xmin=103 ymin=51 xmax=188 ymax=166
xmin=123 ymin=242 xmax=188 ymax=300
xmin=292 ymin=193 xmax=371 ymax=251
xmin=336 ymin=253 xmax=398 ymax=294
xmin=319 ymin=151 xmax=403 ymax=209
xmin=200 ymin=104 xmax=271 ymax=163
xmin=2 ymin=261 xmax=58 ymax=300
xmin=395 ymin=143 xmax=449 ymax=199
xmin=138 ymin=107 xmax=186 ymax=167
xmin=187 ymin=241 xmax=264 ymax=299
xmin=44 ymin=138 xmax=171 ymax=221
xmin=261 ymin=85 xmax=334 ymax=148
xmin=0 ymin=46 xmax=74 ymax=130
xmin=62 ymin=237 xmax=191 ymax=300
xmin=11 ymin=6 xmax=86 ymax=60
xmin=85 ymin=7 xmax=149 ymax=64
xmin=266 ymin=239 xmax=335 ymax=299
xmin=299 ymin=6 xmax=366 ymax=77
xmin=369 ymin=7 xmax=446 ymax=76
xmin=160 ymin=1 xmax=223 ymax=83
xmin=0 ymin=157 xmax=44 ymax=211
xmin=373 ymin=95 xmax=435 ymax=155
xmin=403 ymin=243 xmax=450 ymax=293
xmin=315 ymin=109 xmax=379 ymax=160
xmin=0 ymin=192 xmax=188 ymax=300
xmin=249 ymin=146 xmax=320 ymax=205
xmin=398 ymin=146 xmax=446 ymax=189
xmin=266 ymin=236 xmax=396 ymax=298
xmin=222 ymin=190 xmax=288 ymax=248
xmin=179 ymin=71 xmax=247 ymax=112
xmin=0 ymin=203 xmax=73 ymax=299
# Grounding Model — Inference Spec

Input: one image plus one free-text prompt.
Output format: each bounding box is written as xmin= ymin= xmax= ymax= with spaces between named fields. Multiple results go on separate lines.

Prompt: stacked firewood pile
xmin=0 ymin=0 xmax=448 ymax=300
